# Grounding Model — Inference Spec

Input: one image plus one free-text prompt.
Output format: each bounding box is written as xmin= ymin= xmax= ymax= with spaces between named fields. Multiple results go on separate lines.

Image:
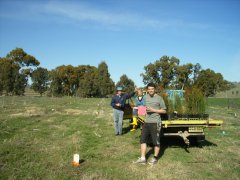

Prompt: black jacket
xmin=111 ymin=92 xmax=135 ymax=111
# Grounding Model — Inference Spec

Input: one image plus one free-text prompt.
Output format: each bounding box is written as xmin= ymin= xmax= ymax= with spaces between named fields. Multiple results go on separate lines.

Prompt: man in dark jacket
xmin=111 ymin=86 xmax=137 ymax=135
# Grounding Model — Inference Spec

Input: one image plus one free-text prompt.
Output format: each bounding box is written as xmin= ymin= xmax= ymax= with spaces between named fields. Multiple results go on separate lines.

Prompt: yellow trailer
xmin=160 ymin=119 xmax=223 ymax=145
xmin=124 ymin=111 xmax=223 ymax=145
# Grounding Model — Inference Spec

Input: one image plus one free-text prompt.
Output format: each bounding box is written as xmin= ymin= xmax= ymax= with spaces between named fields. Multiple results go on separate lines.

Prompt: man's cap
xmin=116 ymin=86 xmax=123 ymax=91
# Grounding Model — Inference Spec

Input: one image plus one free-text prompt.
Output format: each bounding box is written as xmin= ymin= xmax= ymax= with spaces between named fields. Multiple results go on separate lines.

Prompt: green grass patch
xmin=0 ymin=96 xmax=239 ymax=179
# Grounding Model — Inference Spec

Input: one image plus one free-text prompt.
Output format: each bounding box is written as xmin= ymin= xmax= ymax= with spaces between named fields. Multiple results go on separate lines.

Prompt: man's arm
xmin=146 ymin=107 xmax=166 ymax=114
xmin=126 ymin=88 xmax=138 ymax=99
xmin=126 ymin=92 xmax=135 ymax=99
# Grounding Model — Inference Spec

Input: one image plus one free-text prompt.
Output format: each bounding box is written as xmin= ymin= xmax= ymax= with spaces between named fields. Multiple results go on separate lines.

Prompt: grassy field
xmin=0 ymin=96 xmax=239 ymax=179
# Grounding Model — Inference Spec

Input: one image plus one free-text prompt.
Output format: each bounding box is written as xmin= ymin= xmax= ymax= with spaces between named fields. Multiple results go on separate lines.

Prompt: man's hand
xmin=146 ymin=106 xmax=155 ymax=112
xmin=116 ymin=103 xmax=121 ymax=107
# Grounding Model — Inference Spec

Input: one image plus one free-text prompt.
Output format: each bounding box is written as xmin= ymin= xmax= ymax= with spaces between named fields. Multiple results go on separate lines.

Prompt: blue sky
xmin=0 ymin=0 xmax=240 ymax=86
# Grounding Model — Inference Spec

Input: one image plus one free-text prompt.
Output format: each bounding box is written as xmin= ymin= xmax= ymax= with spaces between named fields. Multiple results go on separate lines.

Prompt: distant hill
xmin=215 ymin=84 xmax=240 ymax=98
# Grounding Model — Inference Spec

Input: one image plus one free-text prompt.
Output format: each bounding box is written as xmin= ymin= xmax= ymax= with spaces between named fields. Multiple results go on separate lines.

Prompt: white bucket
xmin=73 ymin=154 xmax=80 ymax=163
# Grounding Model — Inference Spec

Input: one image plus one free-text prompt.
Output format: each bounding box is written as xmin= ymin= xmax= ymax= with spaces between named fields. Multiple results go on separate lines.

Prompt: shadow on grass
xmin=122 ymin=124 xmax=133 ymax=135
xmin=145 ymin=137 xmax=217 ymax=160
xmin=197 ymin=139 xmax=218 ymax=148
xmin=79 ymin=159 xmax=85 ymax=164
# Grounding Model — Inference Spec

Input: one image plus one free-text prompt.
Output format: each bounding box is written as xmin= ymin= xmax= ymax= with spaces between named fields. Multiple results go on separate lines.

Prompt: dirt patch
xmin=10 ymin=107 xmax=46 ymax=117
xmin=10 ymin=108 xmax=91 ymax=117
xmin=64 ymin=109 xmax=87 ymax=115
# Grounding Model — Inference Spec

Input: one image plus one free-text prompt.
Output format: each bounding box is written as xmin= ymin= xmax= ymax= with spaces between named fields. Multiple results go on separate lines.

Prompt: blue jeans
xmin=113 ymin=109 xmax=124 ymax=135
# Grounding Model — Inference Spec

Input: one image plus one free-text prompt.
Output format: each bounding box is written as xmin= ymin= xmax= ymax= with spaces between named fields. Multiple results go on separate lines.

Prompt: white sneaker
xmin=133 ymin=157 xmax=146 ymax=164
xmin=148 ymin=157 xmax=158 ymax=165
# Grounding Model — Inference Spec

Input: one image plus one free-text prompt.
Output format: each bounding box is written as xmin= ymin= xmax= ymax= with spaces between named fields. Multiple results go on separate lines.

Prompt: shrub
xmin=185 ymin=87 xmax=206 ymax=115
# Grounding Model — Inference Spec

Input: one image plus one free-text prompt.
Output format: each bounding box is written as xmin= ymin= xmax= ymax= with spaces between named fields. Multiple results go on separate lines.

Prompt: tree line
xmin=141 ymin=56 xmax=232 ymax=96
xmin=0 ymin=48 xmax=233 ymax=97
